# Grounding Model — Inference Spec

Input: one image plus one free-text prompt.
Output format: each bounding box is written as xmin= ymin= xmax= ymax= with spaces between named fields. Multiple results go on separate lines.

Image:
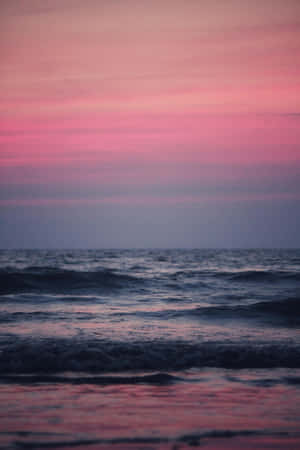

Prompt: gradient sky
xmin=1 ymin=0 xmax=300 ymax=248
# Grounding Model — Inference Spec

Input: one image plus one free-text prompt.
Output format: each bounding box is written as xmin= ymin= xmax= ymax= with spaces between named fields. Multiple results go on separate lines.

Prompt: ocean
xmin=0 ymin=249 xmax=300 ymax=449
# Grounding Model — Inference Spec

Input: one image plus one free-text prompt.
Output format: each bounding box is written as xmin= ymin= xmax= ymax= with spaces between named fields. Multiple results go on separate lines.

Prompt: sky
xmin=0 ymin=0 xmax=300 ymax=248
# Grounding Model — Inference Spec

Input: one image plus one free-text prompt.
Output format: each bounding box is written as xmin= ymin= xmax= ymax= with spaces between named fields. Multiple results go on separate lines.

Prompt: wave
xmin=224 ymin=270 xmax=300 ymax=282
xmin=112 ymin=296 xmax=300 ymax=325
xmin=7 ymin=429 xmax=293 ymax=449
xmin=166 ymin=268 xmax=300 ymax=284
xmin=0 ymin=310 xmax=95 ymax=323
xmin=188 ymin=297 xmax=300 ymax=324
xmin=1 ymin=337 xmax=300 ymax=374
xmin=4 ymin=429 xmax=293 ymax=449
xmin=0 ymin=266 xmax=142 ymax=295
xmin=2 ymin=265 xmax=299 ymax=296
xmin=227 ymin=375 xmax=300 ymax=388
xmin=252 ymin=296 xmax=300 ymax=315
xmin=3 ymin=372 xmax=300 ymax=388
xmin=0 ymin=372 xmax=180 ymax=385
xmin=166 ymin=269 xmax=300 ymax=287
xmin=1 ymin=265 xmax=299 ymax=297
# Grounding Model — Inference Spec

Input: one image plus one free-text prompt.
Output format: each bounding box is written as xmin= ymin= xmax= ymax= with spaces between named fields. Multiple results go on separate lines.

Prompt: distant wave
xmin=1 ymin=337 xmax=300 ymax=373
xmin=2 ymin=265 xmax=299 ymax=296
xmin=222 ymin=270 xmax=300 ymax=282
xmin=0 ymin=266 xmax=142 ymax=295
xmin=184 ymin=269 xmax=300 ymax=282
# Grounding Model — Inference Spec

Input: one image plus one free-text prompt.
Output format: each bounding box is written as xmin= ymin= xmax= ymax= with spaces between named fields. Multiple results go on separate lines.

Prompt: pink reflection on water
xmin=1 ymin=370 xmax=300 ymax=449
xmin=1 ymin=314 xmax=299 ymax=344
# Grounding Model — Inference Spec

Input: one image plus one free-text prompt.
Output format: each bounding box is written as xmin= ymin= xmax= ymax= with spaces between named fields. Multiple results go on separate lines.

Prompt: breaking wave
xmin=1 ymin=337 xmax=300 ymax=374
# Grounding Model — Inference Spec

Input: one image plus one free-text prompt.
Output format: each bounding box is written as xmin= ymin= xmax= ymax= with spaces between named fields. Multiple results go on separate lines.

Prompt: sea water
xmin=0 ymin=249 xmax=300 ymax=449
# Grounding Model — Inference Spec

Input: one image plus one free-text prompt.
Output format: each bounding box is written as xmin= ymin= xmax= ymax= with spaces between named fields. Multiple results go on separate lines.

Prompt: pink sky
xmin=0 ymin=0 xmax=300 ymax=247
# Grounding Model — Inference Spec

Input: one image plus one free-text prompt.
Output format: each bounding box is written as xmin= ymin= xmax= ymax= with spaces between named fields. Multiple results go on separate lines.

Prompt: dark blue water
xmin=1 ymin=249 xmax=300 ymax=373
xmin=1 ymin=249 xmax=300 ymax=449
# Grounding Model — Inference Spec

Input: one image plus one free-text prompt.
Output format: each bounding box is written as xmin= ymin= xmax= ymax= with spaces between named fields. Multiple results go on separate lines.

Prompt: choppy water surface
xmin=0 ymin=249 xmax=300 ymax=449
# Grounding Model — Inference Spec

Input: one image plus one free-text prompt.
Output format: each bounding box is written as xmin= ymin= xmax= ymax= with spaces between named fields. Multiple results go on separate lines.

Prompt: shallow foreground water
xmin=0 ymin=249 xmax=300 ymax=449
